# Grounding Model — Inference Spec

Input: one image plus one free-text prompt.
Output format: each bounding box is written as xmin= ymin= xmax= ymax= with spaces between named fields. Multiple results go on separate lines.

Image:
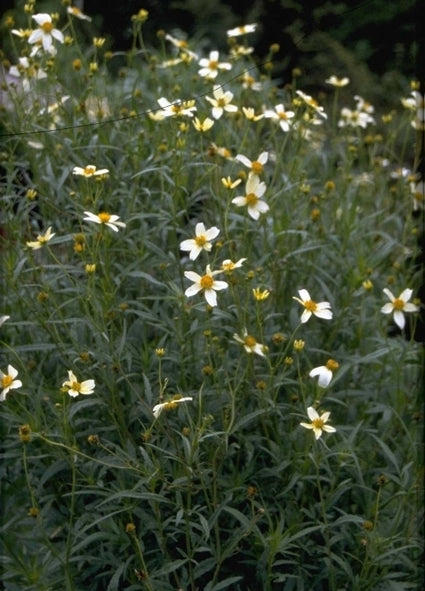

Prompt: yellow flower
xmin=252 ymin=287 xmax=270 ymax=301
xmin=221 ymin=176 xmax=242 ymax=189
xmin=192 ymin=117 xmax=214 ymax=132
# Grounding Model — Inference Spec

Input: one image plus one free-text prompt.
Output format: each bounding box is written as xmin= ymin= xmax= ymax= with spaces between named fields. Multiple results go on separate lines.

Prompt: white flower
xmin=72 ymin=165 xmax=109 ymax=177
xmin=227 ymin=23 xmax=257 ymax=37
xmin=83 ymin=211 xmax=126 ymax=232
xmin=221 ymin=258 xmax=247 ymax=272
xmin=179 ymin=222 xmax=220 ymax=260
xmin=157 ymin=97 xmax=197 ymax=118
xmin=240 ymin=70 xmax=262 ymax=91
xmin=264 ymin=103 xmax=295 ymax=132
xmin=300 ymin=406 xmax=336 ymax=439
xmin=232 ymin=174 xmax=269 ymax=220
xmin=9 ymin=57 xmax=47 ymax=91
xmin=338 ymin=107 xmax=375 ymax=128
xmin=62 ymin=370 xmax=95 ymax=398
xmin=184 ymin=264 xmax=228 ymax=307
xmin=235 ymin=151 xmax=268 ymax=175
xmin=293 ymin=289 xmax=333 ymax=323
xmin=0 ymin=316 xmax=10 ymax=329
xmin=153 ymin=396 xmax=193 ymax=419
xmin=296 ymin=90 xmax=327 ymax=119
xmin=233 ymin=329 xmax=265 ymax=357
xmin=26 ymin=226 xmax=56 ymax=250
xmin=325 ymin=75 xmax=350 ymax=87
xmin=28 ymin=13 xmax=64 ymax=55
xmin=381 ymin=288 xmax=418 ymax=330
xmin=67 ymin=6 xmax=92 ymax=21
xmin=205 ymin=85 xmax=238 ymax=119
xmin=0 ymin=365 xmax=22 ymax=401
xmin=198 ymin=50 xmax=232 ymax=79
xmin=309 ymin=359 xmax=339 ymax=388
xmin=410 ymin=180 xmax=424 ymax=211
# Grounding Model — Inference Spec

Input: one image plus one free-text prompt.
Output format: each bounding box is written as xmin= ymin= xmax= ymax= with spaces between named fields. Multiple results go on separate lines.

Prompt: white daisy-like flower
xmin=227 ymin=23 xmax=257 ymax=37
xmin=300 ymin=406 xmax=336 ymax=439
xmin=72 ymin=165 xmax=109 ymax=177
xmin=28 ymin=13 xmax=64 ymax=55
xmin=221 ymin=258 xmax=247 ymax=272
xmin=263 ymin=103 xmax=295 ymax=132
xmin=153 ymin=396 xmax=193 ymax=419
xmin=157 ymin=97 xmax=197 ymax=118
xmin=381 ymin=288 xmax=418 ymax=330
xmin=205 ymin=85 xmax=238 ymax=120
xmin=184 ymin=264 xmax=228 ymax=307
xmin=198 ymin=50 xmax=232 ymax=79
xmin=83 ymin=211 xmax=126 ymax=232
xmin=293 ymin=289 xmax=333 ymax=323
xmin=235 ymin=151 xmax=268 ymax=175
xmin=62 ymin=370 xmax=95 ymax=398
xmin=0 ymin=365 xmax=23 ymax=402
xmin=26 ymin=226 xmax=56 ymax=250
xmin=338 ymin=107 xmax=375 ymax=128
xmin=9 ymin=57 xmax=47 ymax=91
xmin=179 ymin=222 xmax=220 ymax=260
xmin=232 ymin=174 xmax=269 ymax=220
xmin=233 ymin=329 xmax=266 ymax=357
xmin=67 ymin=6 xmax=92 ymax=21
xmin=325 ymin=75 xmax=350 ymax=87
xmin=296 ymin=90 xmax=327 ymax=119
xmin=309 ymin=359 xmax=339 ymax=388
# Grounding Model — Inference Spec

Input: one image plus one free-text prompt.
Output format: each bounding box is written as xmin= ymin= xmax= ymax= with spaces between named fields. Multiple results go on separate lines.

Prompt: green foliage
xmin=0 ymin=2 xmax=423 ymax=590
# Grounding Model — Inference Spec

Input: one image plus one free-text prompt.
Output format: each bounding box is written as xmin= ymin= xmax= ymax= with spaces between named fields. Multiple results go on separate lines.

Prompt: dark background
xmin=1 ymin=0 xmax=422 ymax=99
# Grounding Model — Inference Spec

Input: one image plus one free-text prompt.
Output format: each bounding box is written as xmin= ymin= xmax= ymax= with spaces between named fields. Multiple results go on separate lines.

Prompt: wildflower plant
xmin=0 ymin=3 xmax=423 ymax=591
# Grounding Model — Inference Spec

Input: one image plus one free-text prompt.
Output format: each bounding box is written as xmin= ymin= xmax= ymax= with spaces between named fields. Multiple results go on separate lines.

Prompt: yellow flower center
xmin=71 ymin=381 xmax=82 ymax=392
xmin=41 ymin=21 xmax=54 ymax=33
xmin=325 ymin=359 xmax=339 ymax=371
xmin=217 ymin=98 xmax=226 ymax=107
xmin=245 ymin=192 xmax=258 ymax=207
xmin=312 ymin=418 xmax=325 ymax=429
xmin=393 ymin=298 xmax=405 ymax=310
xmin=208 ymin=60 xmax=218 ymax=70
xmin=200 ymin=274 xmax=214 ymax=290
xmin=244 ymin=335 xmax=257 ymax=348
xmin=304 ymin=299 xmax=318 ymax=312
xmin=2 ymin=375 xmax=13 ymax=388
xmin=279 ymin=112 xmax=288 ymax=120
xmin=84 ymin=166 xmax=96 ymax=176
xmin=195 ymin=235 xmax=207 ymax=247
xmin=251 ymin=161 xmax=263 ymax=175
xmin=98 ymin=212 xmax=111 ymax=223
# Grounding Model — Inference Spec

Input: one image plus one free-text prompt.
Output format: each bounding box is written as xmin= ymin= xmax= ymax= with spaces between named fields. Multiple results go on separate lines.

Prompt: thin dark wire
xmin=0 ymin=0 xmax=378 ymax=139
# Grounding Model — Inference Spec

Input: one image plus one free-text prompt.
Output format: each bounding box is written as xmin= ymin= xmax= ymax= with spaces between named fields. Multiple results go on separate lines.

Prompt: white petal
xmin=204 ymin=289 xmax=217 ymax=307
xmin=393 ymin=310 xmax=405 ymax=329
